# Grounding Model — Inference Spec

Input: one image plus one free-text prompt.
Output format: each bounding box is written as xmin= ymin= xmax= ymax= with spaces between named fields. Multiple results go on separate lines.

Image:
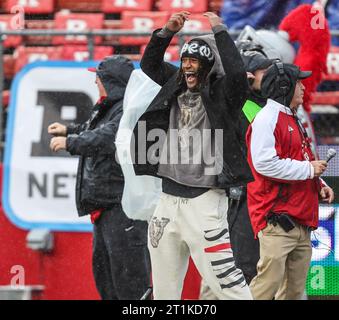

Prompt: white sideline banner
xmin=3 ymin=61 xmax=102 ymax=231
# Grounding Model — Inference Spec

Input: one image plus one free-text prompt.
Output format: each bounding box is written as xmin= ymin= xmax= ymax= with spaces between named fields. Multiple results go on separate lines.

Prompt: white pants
xmin=148 ymin=189 xmax=253 ymax=300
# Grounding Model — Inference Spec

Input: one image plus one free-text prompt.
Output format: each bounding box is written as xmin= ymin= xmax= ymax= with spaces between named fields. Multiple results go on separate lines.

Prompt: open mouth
xmin=185 ymin=71 xmax=197 ymax=84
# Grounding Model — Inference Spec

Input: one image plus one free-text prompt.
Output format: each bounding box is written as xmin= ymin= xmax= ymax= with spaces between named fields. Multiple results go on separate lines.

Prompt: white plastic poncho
xmin=115 ymin=69 xmax=162 ymax=222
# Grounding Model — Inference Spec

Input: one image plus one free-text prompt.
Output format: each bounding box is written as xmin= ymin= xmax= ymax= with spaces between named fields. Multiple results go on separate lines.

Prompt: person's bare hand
xmin=165 ymin=11 xmax=190 ymax=32
xmin=311 ymin=160 xmax=327 ymax=177
xmin=48 ymin=122 xmax=67 ymax=137
xmin=50 ymin=137 xmax=67 ymax=152
xmin=320 ymin=186 xmax=335 ymax=204
xmin=203 ymin=12 xmax=222 ymax=28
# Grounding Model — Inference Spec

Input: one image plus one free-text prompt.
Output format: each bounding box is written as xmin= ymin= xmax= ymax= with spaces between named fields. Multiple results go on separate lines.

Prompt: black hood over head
xmin=95 ymin=55 xmax=134 ymax=101
xmin=261 ymin=63 xmax=312 ymax=106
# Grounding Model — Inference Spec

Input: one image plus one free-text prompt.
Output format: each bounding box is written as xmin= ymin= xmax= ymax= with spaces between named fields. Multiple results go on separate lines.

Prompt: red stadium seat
xmin=157 ymin=0 xmax=208 ymax=13
xmin=25 ymin=19 xmax=54 ymax=45
xmin=164 ymin=45 xmax=180 ymax=61
xmin=53 ymin=11 xmax=104 ymax=45
xmin=104 ymin=19 xmax=123 ymax=29
xmin=140 ymin=44 xmax=180 ymax=61
xmin=311 ymin=46 xmax=339 ymax=106
xmin=25 ymin=19 xmax=54 ymax=29
xmin=326 ymin=46 xmax=339 ymax=81
xmin=120 ymin=11 xmax=169 ymax=46
xmin=102 ymin=0 xmax=153 ymax=13
xmin=103 ymin=19 xmax=122 ymax=45
xmin=56 ymin=0 xmax=102 ymax=12
xmin=311 ymin=92 xmax=339 ymax=105
xmin=5 ymin=0 xmax=54 ymax=14
xmin=181 ymin=13 xmax=211 ymax=35
xmin=61 ymin=45 xmax=114 ymax=61
xmin=0 ymin=14 xmax=22 ymax=48
xmin=13 ymin=46 xmax=62 ymax=73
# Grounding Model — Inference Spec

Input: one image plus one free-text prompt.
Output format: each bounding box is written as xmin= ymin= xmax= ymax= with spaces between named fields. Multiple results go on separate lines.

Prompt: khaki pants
xmin=249 ymin=222 xmax=312 ymax=300
xmin=148 ymin=189 xmax=253 ymax=300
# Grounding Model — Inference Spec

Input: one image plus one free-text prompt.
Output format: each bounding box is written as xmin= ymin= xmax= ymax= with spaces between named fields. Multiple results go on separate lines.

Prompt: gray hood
xmin=190 ymin=34 xmax=225 ymax=80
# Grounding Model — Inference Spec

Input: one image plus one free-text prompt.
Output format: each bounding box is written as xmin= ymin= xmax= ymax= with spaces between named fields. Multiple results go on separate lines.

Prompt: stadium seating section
xmin=312 ymin=46 xmax=339 ymax=105
xmin=0 ymin=0 xmax=338 ymax=109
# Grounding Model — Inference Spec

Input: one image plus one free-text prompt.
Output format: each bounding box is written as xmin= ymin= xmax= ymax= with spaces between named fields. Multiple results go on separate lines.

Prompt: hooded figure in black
xmin=133 ymin=12 xmax=253 ymax=300
xmin=48 ymin=55 xmax=151 ymax=300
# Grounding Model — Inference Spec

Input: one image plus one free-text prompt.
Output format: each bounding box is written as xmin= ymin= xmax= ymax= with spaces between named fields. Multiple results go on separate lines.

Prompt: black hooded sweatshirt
xmin=133 ymin=25 xmax=253 ymax=189
xmin=66 ymin=56 xmax=134 ymax=216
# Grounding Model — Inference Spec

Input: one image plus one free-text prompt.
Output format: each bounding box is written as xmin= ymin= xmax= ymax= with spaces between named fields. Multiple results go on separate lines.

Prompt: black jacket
xmin=66 ymin=56 xmax=133 ymax=216
xmin=66 ymin=97 xmax=124 ymax=216
xmin=133 ymin=27 xmax=253 ymax=188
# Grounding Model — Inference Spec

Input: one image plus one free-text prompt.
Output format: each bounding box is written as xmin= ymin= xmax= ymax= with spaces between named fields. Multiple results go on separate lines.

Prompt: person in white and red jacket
xmin=246 ymin=62 xmax=334 ymax=300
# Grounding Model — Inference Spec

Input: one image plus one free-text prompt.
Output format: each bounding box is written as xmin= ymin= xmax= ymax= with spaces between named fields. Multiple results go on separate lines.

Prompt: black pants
xmin=227 ymin=193 xmax=260 ymax=285
xmin=92 ymin=204 xmax=151 ymax=300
